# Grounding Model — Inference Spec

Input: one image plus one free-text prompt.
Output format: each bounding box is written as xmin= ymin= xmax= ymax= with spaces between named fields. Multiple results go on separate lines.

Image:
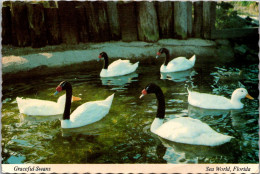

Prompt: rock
xmin=234 ymin=44 xmax=248 ymax=55
xmin=216 ymin=45 xmax=235 ymax=62
xmin=215 ymin=39 xmax=230 ymax=46
xmin=137 ymin=2 xmax=159 ymax=42
xmin=158 ymin=38 xmax=216 ymax=47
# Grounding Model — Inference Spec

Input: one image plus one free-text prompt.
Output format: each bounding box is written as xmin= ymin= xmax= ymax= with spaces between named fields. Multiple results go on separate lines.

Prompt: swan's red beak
xmin=98 ymin=55 xmax=102 ymax=58
xmin=156 ymin=52 xmax=161 ymax=59
xmin=56 ymin=86 xmax=62 ymax=92
xmin=54 ymin=86 xmax=62 ymax=95
xmin=140 ymin=89 xmax=147 ymax=99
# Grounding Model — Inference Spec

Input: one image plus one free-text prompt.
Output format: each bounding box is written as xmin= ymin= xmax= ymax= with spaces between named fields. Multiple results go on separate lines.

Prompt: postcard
xmin=1 ymin=0 xmax=259 ymax=173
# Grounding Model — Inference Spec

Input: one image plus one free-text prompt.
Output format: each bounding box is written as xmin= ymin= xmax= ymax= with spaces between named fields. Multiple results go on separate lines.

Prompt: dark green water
xmin=2 ymin=57 xmax=259 ymax=164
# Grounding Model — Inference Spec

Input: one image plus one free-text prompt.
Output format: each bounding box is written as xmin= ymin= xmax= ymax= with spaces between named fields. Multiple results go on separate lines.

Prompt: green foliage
xmin=231 ymin=1 xmax=256 ymax=7
xmin=215 ymin=2 xmax=247 ymax=29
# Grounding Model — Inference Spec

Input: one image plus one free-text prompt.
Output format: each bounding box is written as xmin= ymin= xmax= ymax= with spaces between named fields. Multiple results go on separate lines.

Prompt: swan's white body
xmin=61 ymin=93 xmax=114 ymax=129
xmin=151 ymin=117 xmax=233 ymax=146
xmin=160 ymin=55 xmax=196 ymax=73
xmin=16 ymin=95 xmax=66 ymax=116
xmin=188 ymin=88 xmax=251 ymax=109
xmin=100 ymin=59 xmax=139 ymax=77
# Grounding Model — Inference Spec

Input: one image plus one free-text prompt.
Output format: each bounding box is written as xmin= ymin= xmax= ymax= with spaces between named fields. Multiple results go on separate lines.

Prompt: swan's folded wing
xmin=167 ymin=57 xmax=193 ymax=72
xmin=20 ymin=100 xmax=61 ymax=115
xmin=188 ymin=91 xmax=232 ymax=109
xmin=155 ymin=117 xmax=232 ymax=146
xmin=70 ymin=101 xmax=111 ymax=127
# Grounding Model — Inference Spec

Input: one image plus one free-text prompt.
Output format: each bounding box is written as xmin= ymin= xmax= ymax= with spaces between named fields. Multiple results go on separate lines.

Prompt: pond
xmin=2 ymin=56 xmax=259 ymax=164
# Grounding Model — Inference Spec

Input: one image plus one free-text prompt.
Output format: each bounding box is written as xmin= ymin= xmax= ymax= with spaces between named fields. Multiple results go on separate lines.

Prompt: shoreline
xmin=2 ymin=38 xmax=232 ymax=77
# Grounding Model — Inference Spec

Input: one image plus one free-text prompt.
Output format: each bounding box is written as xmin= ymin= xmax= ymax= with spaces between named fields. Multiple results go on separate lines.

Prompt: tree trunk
xmin=27 ymin=3 xmax=47 ymax=48
xmin=107 ymin=1 xmax=121 ymax=40
xmin=44 ymin=7 xmax=61 ymax=45
xmin=193 ymin=1 xmax=203 ymax=38
xmin=96 ymin=1 xmax=110 ymax=41
xmin=137 ymin=2 xmax=159 ymax=42
xmin=84 ymin=2 xmax=100 ymax=42
xmin=2 ymin=6 xmax=12 ymax=45
xmin=174 ymin=1 xmax=188 ymax=39
xmin=58 ymin=1 xmax=79 ymax=44
xmin=75 ymin=5 xmax=89 ymax=43
xmin=10 ymin=1 xmax=31 ymax=46
xmin=156 ymin=1 xmax=174 ymax=38
xmin=203 ymin=2 xmax=216 ymax=39
xmin=187 ymin=2 xmax=193 ymax=37
xmin=117 ymin=2 xmax=138 ymax=41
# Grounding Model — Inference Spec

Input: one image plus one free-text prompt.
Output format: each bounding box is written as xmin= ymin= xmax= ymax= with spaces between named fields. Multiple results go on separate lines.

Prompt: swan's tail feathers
xmin=213 ymin=133 xmax=233 ymax=146
xmin=189 ymin=55 xmax=196 ymax=66
xmin=187 ymin=87 xmax=191 ymax=94
xmin=16 ymin=97 xmax=23 ymax=112
xmin=104 ymin=93 xmax=115 ymax=107
xmin=132 ymin=61 xmax=139 ymax=72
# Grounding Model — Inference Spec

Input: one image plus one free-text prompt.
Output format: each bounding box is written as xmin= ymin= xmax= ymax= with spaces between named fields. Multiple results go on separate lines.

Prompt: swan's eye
xmin=61 ymin=82 xmax=66 ymax=87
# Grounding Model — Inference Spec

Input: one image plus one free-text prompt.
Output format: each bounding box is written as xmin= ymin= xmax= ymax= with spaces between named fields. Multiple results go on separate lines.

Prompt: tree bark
xmin=2 ymin=6 xmax=12 ymax=45
xmin=187 ymin=2 xmax=193 ymax=37
xmin=44 ymin=7 xmax=61 ymax=45
xmin=27 ymin=3 xmax=47 ymax=48
xmin=107 ymin=1 xmax=121 ymax=40
xmin=75 ymin=5 xmax=89 ymax=43
xmin=84 ymin=2 xmax=98 ymax=41
xmin=203 ymin=2 xmax=216 ymax=39
xmin=174 ymin=1 xmax=188 ymax=39
xmin=58 ymin=1 xmax=79 ymax=44
xmin=137 ymin=2 xmax=159 ymax=42
xmin=117 ymin=2 xmax=138 ymax=41
xmin=10 ymin=1 xmax=31 ymax=46
xmin=156 ymin=1 xmax=174 ymax=38
xmin=96 ymin=1 xmax=110 ymax=41
xmin=193 ymin=1 xmax=203 ymax=38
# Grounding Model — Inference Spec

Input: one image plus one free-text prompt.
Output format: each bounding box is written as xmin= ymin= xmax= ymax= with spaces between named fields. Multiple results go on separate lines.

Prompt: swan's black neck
xmin=162 ymin=49 xmax=170 ymax=66
xmin=103 ymin=54 xmax=109 ymax=69
xmin=63 ymin=84 xmax=72 ymax=120
xmin=154 ymin=87 xmax=165 ymax=119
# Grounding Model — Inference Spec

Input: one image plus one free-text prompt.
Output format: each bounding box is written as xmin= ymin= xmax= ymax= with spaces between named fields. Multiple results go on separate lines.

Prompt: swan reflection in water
xmin=188 ymin=105 xmax=246 ymax=131
xmin=61 ymin=116 xmax=111 ymax=137
xmin=19 ymin=113 xmax=62 ymax=123
xmin=100 ymin=72 xmax=138 ymax=90
xmin=160 ymin=69 xmax=196 ymax=82
xmin=158 ymin=137 xmax=232 ymax=164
